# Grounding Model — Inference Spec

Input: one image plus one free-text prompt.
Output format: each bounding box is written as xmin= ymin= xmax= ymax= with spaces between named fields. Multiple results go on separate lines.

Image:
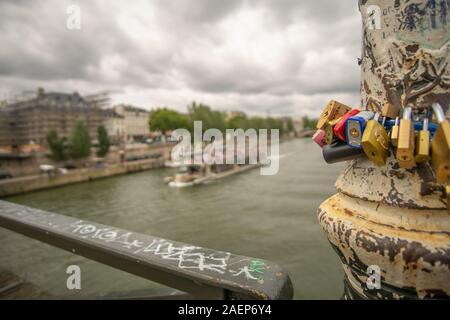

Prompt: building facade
xmin=104 ymin=109 xmax=126 ymax=145
xmin=0 ymin=88 xmax=106 ymax=150
xmin=113 ymin=104 xmax=150 ymax=143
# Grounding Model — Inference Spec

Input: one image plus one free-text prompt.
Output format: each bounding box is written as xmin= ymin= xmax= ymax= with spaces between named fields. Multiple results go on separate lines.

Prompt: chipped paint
xmin=318 ymin=193 xmax=450 ymax=299
xmin=318 ymin=0 xmax=450 ymax=299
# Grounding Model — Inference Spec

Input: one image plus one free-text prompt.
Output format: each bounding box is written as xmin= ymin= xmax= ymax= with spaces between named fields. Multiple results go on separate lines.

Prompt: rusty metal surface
xmin=318 ymin=0 xmax=450 ymax=300
xmin=318 ymin=193 xmax=450 ymax=299
xmin=359 ymin=0 xmax=450 ymax=113
xmin=0 ymin=200 xmax=293 ymax=300
xmin=335 ymin=156 xmax=447 ymax=210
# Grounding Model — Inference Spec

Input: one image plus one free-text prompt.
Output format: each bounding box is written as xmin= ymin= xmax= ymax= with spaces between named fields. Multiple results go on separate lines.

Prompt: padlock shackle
xmin=402 ymin=106 xmax=412 ymax=120
xmin=423 ymin=117 xmax=429 ymax=131
xmin=374 ymin=113 xmax=380 ymax=122
xmin=432 ymin=103 xmax=445 ymax=123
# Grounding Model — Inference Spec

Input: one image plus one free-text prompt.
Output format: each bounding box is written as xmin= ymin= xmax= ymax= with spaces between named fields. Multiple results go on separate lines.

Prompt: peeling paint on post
xmin=318 ymin=0 xmax=450 ymax=299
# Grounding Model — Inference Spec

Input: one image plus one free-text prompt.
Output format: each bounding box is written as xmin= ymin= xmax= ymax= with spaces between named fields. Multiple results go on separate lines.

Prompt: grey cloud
xmin=0 ymin=0 xmax=362 ymax=116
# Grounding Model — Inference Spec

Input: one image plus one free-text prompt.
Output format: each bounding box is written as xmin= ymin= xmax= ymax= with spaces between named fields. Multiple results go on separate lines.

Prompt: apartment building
xmin=113 ymin=104 xmax=150 ymax=142
xmin=0 ymin=88 xmax=106 ymax=149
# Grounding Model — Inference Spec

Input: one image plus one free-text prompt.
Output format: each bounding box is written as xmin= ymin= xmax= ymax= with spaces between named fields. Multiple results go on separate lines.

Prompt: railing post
xmin=318 ymin=0 xmax=450 ymax=299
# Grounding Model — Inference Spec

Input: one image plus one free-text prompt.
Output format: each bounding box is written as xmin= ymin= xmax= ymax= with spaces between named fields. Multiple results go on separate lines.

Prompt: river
xmin=0 ymin=138 xmax=345 ymax=299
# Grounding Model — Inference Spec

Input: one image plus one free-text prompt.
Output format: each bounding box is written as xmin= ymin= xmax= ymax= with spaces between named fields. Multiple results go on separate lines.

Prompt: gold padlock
xmin=382 ymin=101 xmax=400 ymax=119
xmin=446 ymin=185 xmax=450 ymax=213
xmin=316 ymin=100 xmax=351 ymax=130
xmin=324 ymin=124 xmax=334 ymax=145
xmin=362 ymin=114 xmax=389 ymax=166
xmin=396 ymin=106 xmax=416 ymax=169
xmin=390 ymin=117 xmax=399 ymax=147
xmin=323 ymin=116 xmax=343 ymax=145
xmin=383 ymin=88 xmax=402 ymax=119
xmin=430 ymin=103 xmax=450 ymax=183
xmin=415 ymin=117 xmax=430 ymax=163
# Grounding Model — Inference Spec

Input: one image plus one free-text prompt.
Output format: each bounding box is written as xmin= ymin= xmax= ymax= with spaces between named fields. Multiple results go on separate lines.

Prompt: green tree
xmin=286 ymin=118 xmax=294 ymax=132
xmin=149 ymin=108 xmax=190 ymax=134
xmin=46 ymin=129 xmax=67 ymax=161
xmin=302 ymin=116 xmax=318 ymax=130
xmin=69 ymin=120 xmax=91 ymax=159
xmin=247 ymin=117 xmax=266 ymax=131
xmin=96 ymin=125 xmax=110 ymax=157
xmin=188 ymin=102 xmax=226 ymax=132
xmin=226 ymin=114 xmax=249 ymax=130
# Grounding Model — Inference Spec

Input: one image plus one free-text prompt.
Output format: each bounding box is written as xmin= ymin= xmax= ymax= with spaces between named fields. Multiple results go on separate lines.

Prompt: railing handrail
xmin=0 ymin=200 xmax=293 ymax=300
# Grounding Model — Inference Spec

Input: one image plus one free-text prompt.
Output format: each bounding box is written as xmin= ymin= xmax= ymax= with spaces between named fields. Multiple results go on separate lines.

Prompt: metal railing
xmin=0 ymin=200 xmax=293 ymax=300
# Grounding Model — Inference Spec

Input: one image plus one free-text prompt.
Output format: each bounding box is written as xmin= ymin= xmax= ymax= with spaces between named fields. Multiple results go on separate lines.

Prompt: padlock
xmin=414 ymin=116 xmax=430 ymax=163
xmin=324 ymin=124 xmax=335 ymax=145
xmin=383 ymin=88 xmax=402 ymax=119
xmin=312 ymin=129 xmax=327 ymax=148
xmin=390 ymin=117 xmax=400 ymax=147
xmin=316 ymin=100 xmax=351 ymax=130
xmin=322 ymin=140 xmax=365 ymax=164
xmin=430 ymin=102 xmax=450 ymax=183
xmin=333 ymin=109 xmax=360 ymax=141
xmin=345 ymin=111 xmax=375 ymax=148
xmin=382 ymin=101 xmax=401 ymax=119
xmin=361 ymin=114 xmax=389 ymax=166
xmin=396 ymin=106 xmax=416 ymax=169
xmin=446 ymin=185 xmax=450 ymax=213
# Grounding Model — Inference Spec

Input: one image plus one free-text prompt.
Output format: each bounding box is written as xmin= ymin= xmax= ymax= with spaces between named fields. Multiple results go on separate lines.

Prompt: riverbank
xmin=0 ymin=139 xmax=344 ymax=299
xmin=0 ymin=136 xmax=304 ymax=197
xmin=0 ymin=158 xmax=165 ymax=197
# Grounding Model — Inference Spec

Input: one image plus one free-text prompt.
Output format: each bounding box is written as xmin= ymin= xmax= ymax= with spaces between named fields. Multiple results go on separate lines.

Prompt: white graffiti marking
xmin=67 ymin=221 xmax=240 ymax=277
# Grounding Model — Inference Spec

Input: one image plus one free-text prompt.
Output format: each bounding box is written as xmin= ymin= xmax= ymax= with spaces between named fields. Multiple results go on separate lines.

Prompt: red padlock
xmin=333 ymin=109 xmax=360 ymax=141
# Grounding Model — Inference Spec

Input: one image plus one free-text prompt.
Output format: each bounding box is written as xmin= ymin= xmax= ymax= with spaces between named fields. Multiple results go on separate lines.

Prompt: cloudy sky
xmin=0 ymin=0 xmax=362 ymax=117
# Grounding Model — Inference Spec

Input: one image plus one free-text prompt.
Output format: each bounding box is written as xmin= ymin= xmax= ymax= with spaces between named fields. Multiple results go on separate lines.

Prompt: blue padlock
xmin=345 ymin=111 xmax=375 ymax=148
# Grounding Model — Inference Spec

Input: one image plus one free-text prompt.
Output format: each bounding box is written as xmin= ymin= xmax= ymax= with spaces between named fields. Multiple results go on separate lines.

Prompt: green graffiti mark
xmin=249 ymin=259 xmax=266 ymax=283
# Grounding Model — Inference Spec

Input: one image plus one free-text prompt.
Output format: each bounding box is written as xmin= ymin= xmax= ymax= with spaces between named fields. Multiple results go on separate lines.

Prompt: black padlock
xmin=322 ymin=140 xmax=365 ymax=164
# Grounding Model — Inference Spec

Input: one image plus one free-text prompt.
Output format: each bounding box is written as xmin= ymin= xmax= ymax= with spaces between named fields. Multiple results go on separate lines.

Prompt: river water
xmin=0 ymin=138 xmax=345 ymax=299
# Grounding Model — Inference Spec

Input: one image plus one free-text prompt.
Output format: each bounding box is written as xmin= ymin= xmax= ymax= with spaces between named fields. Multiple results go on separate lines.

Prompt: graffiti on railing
xmin=65 ymin=220 xmax=267 ymax=281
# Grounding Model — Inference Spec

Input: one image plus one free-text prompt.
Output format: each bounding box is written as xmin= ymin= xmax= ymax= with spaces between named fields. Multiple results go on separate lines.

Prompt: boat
xmin=165 ymin=163 xmax=259 ymax=188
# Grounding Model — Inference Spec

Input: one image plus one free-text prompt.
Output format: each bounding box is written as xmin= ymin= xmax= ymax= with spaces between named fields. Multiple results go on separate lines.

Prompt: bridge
xmin=0 ymin=200 xmax=293 ymax=300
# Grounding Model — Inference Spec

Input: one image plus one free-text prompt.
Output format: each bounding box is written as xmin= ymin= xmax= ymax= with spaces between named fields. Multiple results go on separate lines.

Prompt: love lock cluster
xmin=313 ymin=100 xmax=450 ymax=209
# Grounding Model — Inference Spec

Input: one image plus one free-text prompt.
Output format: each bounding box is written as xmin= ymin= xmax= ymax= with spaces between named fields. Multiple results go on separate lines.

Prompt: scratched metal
xmin=359 ymin=0 xmax=450 ymax=114
xmin=0 ymin=200 xmax=293 ymax=300
xmin=318 ymin=0 xmax=450 ymax=300
xmin=335 ymin=156 xmax=447 ymax=210
xmin=318 ymin=193 xmax=450 ymax=299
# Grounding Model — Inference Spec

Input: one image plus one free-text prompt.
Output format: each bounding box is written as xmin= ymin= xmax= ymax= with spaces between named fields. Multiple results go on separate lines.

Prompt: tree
xmin=286 ymin=119 xmax=294 ymax=132
xmin=69 ymin=120 xmax=91 ymax=159
xmin=188 ymin=102 xmax=226 ymax=132
xmin=149 ymin=108 xmax=190 ymax=134
xmin=302 ymin=116 xmax=318 ymax=130
xmin=227 ymin=114 xmax=249 ymax=130
xmin=46 ymin=129 xmax=67 ymax=161
xmin=96 ymin=125 xmax=110 ymax=157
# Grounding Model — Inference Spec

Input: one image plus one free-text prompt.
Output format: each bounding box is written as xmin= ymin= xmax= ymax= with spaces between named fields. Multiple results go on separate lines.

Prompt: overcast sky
xmin=0 ymin=0 xmax=362 ymax=117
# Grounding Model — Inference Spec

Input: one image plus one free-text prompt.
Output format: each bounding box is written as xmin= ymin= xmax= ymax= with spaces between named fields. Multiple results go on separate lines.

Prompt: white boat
xmin=166 ymin=163 xmax=258 ymax=188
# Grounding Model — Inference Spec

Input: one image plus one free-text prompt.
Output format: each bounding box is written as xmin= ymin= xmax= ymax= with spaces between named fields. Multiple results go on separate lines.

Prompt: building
xmin=103 ymin=109 xmax=126 ymax=145
xmin=292 ymin=117 xmax=304 ymax=136
xmin=0 ymin=88 xmax=106 ymax=149
xmin=225 ymin=111 xmax=246 ymax=121
xmin=113 ymin=104 xmax=150 ymax=143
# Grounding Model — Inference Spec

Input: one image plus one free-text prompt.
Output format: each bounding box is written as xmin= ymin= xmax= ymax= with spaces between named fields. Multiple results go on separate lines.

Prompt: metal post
xmin=318 ymin=0 xmax=450 ymax=299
